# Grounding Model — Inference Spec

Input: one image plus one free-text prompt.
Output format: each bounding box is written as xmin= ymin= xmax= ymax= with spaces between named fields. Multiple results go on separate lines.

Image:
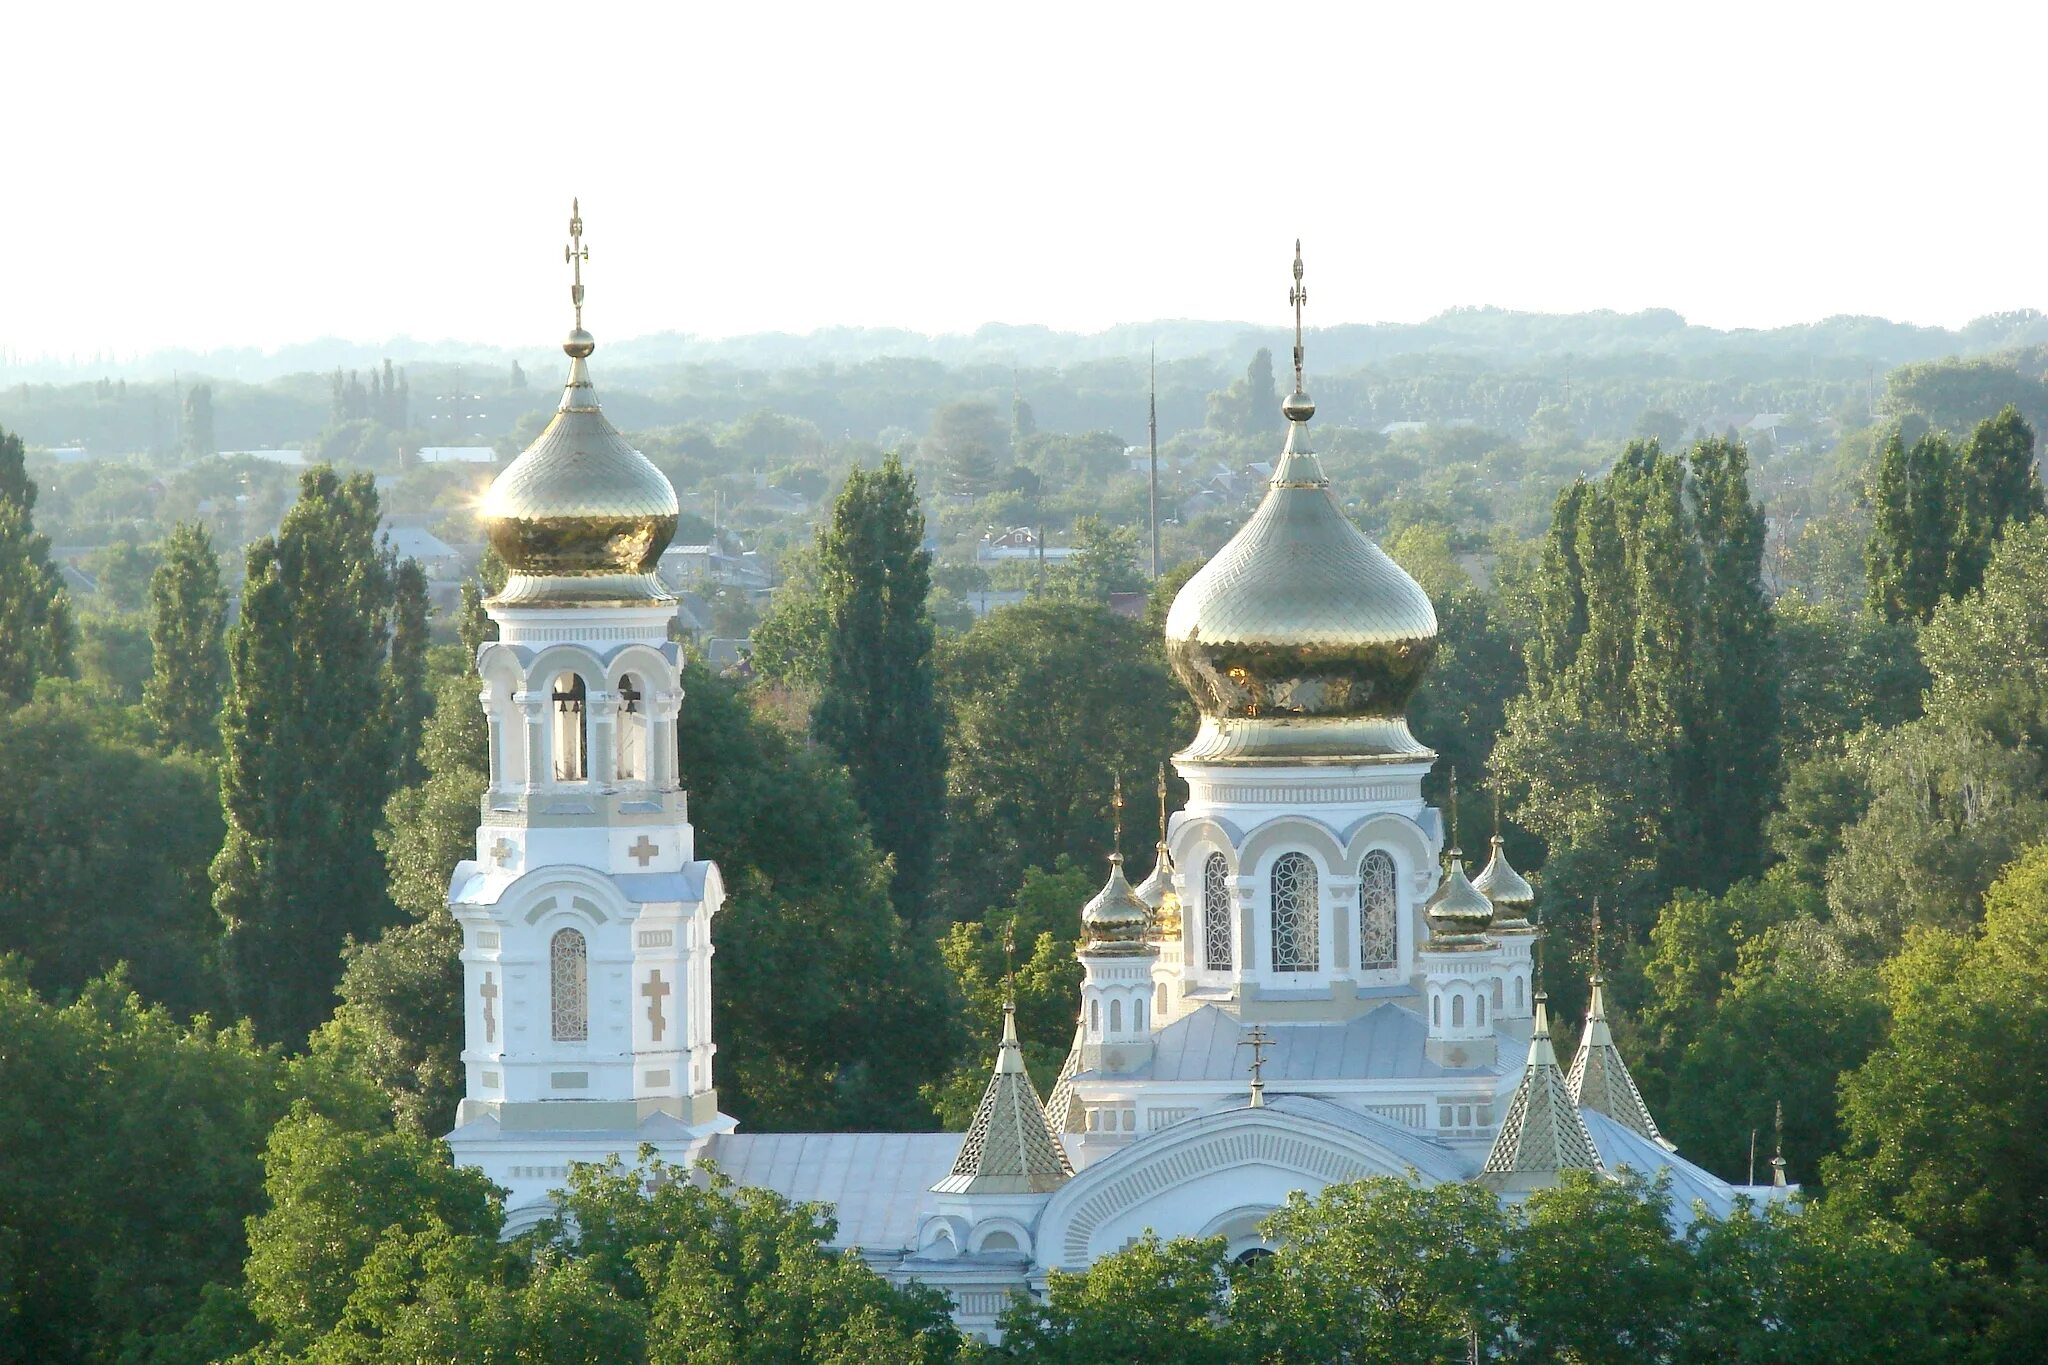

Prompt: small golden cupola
xmin=480 ymin=200 xmax=680 ymax=607
xmin=1164 ymin=243 xmax=1438 ymax=764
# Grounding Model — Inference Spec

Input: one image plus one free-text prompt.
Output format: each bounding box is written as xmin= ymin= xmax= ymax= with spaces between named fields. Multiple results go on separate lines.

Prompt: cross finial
xmin=1492 ymin=783 xmax=1503 ymax=839
xmin=1591 ymin=897 xmax=1602 ymax=979
xmin=1289 ymin=239 xmax=1307 ymax=395
xmin=1002 ymin=920 xmax=1017 ymax=1005
xmin=565 ymin=198 xmax=590 ymax=330
xmin=1447 ymin=766 xmax=1461 ymax=855
xmin=1111 ymin=771 xmax=1125 ymax=863
xmin=1771 ymin=1098 xmax=1788 ymax=1187
xmin=1243 ymin=1023 xmax=1273 ymax=1107
xmin=1156 ymin=763 xmax=1169 ymax=844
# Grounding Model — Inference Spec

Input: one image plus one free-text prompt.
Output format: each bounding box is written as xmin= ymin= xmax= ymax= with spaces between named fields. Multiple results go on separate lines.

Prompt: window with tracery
xmin=551 ymin=672 xmax=588 ymax=781
xmin=1270 ymin=852 xmax=1320 ymax=972
xmin=550 ymin=928 xmax=588 ymax=1041
xmin=1202 ymin=853 xmax=1233 ymax=971
xmin=1358 ymin=850 xmax=1398 ymax=971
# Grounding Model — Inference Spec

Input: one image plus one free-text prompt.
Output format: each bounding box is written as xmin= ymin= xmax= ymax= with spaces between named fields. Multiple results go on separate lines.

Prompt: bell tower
xmin=446 ymin=203 xmax=730 ymax=1227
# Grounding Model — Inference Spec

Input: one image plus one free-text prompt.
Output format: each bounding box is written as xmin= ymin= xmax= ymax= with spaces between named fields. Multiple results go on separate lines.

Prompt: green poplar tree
xmin=0 ymin=426 xmax=75 ymax=705
xmin=143 ymin=522 xmax=228 ymax=753
xmin=812 ymin=455 xmax=948 ymax=923
xmin=386 ymin=557 xmax=431 ymax=789
xmin=1953 ymin=404 xmax=2043 ymax=595
xmin=182 ymin=383 xmax=216 ymax=458
xmin=213 ymin=467 xmax=398 ymax=1043
xmin=1866 ymin=428 xmax=1960 ymax=623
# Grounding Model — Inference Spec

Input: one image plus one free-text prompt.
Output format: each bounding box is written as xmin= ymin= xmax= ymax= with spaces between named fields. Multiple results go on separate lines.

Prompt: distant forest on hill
xmin=7 ymin=306 xmax=2048 ymax=459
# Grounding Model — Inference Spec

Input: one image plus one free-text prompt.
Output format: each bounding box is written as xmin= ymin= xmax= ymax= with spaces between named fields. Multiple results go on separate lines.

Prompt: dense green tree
xmin=1508 ymin=1172 xmax=1692 ymax=1362
xmin=1885 ymin=355 xmax=2048 ymax=437
xmin=143 ymin=521 xmax=228 ymax=753
xmin=1050 ymin=514 xmax=1145 ymax=599
xmin=1952 ymin=405 xmax=2043 ymax=592
xmin=75 ymin=609 xmax=152 ymax=703
xmin=82 ymin=538 xmax=160 ymax=611
xmin=1825 ymin=717 xmax=2048 ymax=956
xmin=213 ymin=467 xmax=399 ymax=1043
xmin=927 ymin=857 xmax=1094 ymax=1124
xmin=0 ymin=968 xmax=289 ymax=1365
xmin=385 ymin=556 xmax=431 ymax=789
xmin=1829 ymin=842 xmax=2048 ymax=1278
xmin=0 ymin=426 xmax=75 ymax=704
xmin=681 ymin=662 xmax=956 ymax=1129
xmin=1920 ymin=515 xmax=2048 ymax=751
xmin=1238 ymin=1177 xmax=1512 ymax=1361
xmin=320 ymin=652 xmax=487 ymax=1134
xmin=1774 ymin=592 xmax=1924 ymax=752
xmin=995 ymin=1234 xmax=1242 ymax=1364
xmin=239 ymin=1106 xmax=503 ymax=1353
xmin=812 ymin=456 xmax=947 ymax=923
xmin=182 ymin=382 xmax=216 ymax=458
xmin=748 ymin=541 xmax=828 ymax=688
xmin=929 ymin=399 xmax=1004 ymax=499
xmin=1205 ymin=347 xmax=1278 ymax=438
xmin=939 ymin=600 xmax=1180 ymax=920
xmin=1496 ymin=438 xmax=1777 ymax=938
xmin=0 ymin=692 xmax=222 ymax=1012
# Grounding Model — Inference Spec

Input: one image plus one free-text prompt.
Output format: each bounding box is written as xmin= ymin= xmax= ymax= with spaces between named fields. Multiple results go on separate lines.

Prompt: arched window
xmin=1109 ymin=999 xmax=1123 ymax=1033
xmin=550 ymin=928 xmax=588 ymax=1042
xmin=1202 ymin=853 xmax=1232 ymax=971
xmin=1477 ymin=995 xmax=1488 ymax=1025
xmin=1156 ymin=982 xmax=1167 ymax=1016
xmin=1134 ymin=999 xmax=1146 ymax=1032
xmin=615 ymin=673 xmax=645 ymax=782
xmin=1089 ymin=999 xmax=1100 ymax=1036
xmin=1515 ymin=975 xmax=1525 ymax=1009
xmin=1270 ymin=852 xmax=1320 ymax=972
xmin=1358 ymin=850 xmax=1398 ymax=971
xmin=1433 ymin=994 xmax=1441 ymax=1026
xmin=551 ymin=673 xmax=588 ymax=781
xmin=1451 ymin=994 xmax=1465 ymax=1028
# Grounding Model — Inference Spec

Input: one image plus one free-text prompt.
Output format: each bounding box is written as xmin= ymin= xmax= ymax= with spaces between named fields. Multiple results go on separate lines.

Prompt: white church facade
xmin=445 ymin=215 xmax=1789 ymax=1341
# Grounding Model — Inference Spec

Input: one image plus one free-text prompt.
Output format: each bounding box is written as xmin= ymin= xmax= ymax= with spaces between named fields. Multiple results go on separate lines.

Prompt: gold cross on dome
xmin=565 ymin=198 xmax=589 ymax=328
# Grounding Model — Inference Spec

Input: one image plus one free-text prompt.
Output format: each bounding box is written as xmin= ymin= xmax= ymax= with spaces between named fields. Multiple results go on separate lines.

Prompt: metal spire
xmin=1770 ymin=1100 xmax=1788 ymax=1187
xmin=1244 ymin=1023 xmax=1273 ymax=1107
xmin=1591 ymin=897 xmax=1602 ymax=978
xmin=1110 ymin=771 xmax=1125 ymax=865
xmin=1447 ymin=767 xmax=1461 ymax=856
xmin=1147 ymin=344 xmax=1160 ymax=580
xmin=563 ymin=199 xmax=594 ymax=360
xmin=1289 ymin=239 xmax=1307 ymax=396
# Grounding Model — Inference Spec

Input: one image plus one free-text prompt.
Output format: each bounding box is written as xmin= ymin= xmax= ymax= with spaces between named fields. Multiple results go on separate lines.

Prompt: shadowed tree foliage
xmin=1868 ymin=407 xmax=2041 ymax=623
xmin=0 ymin=426 xmax=75 ymax=705
xmin=213 ymin=467 xmax=401 ymax=1044
xmin=812 ymin=456 xmax=947 ymax=924
xmin=143 ymin=522 xmax=228 ymax=754
xmin=938 ymin=600 xmax=1179 ymax=922
xmin=385 ymin=556 xmax=432 ymax=790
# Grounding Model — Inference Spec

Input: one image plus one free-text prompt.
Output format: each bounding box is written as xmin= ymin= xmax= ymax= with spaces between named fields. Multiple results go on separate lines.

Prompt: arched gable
xmin=1034 ymin=1102 xmax=1453 ymax=1269
xmin=1236 ymin=816 xmax=1347 ymax=875
xmin=1338 ymin=811 xmax=1438 ymax=887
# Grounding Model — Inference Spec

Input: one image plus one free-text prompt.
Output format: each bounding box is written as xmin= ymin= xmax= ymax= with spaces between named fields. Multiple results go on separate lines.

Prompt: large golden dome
xmin=480 ymin=203 xmax=678 ymax=607
xmin=1165 ymin=396 xmax=1437 ymax=762
xmin=1166 ymin=246 xmax=1437 ymax=764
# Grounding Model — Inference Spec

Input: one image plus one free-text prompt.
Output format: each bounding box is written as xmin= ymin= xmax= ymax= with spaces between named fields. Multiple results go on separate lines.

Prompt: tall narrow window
xmin=615 ymin=674 xmax=645 ymax=782
xmin=1358 ymin=850 xmax=1398 ymax=971
xmin=1271 ymin=852 xmax=1320 ymax=972
xmin=1202 ymin=854 xmax=1232 ymax=971
xmin=551 ymin=673 xmax=588 ymax=781
xmin=1451 ymin=994 xmax=1465 ymax=1028
xmin=550 ymin=928 xmax=588 ymax=1041
xmin=1109 ymin=999 xmax=1123 ymax=1033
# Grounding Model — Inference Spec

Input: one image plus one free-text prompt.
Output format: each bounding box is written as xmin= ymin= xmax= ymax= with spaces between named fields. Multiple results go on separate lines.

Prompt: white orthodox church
xmin=445 ymin=213 xmax=1790 ymax=1340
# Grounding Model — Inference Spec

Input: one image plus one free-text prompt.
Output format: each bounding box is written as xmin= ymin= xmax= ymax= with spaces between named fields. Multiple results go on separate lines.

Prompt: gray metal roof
xmin=1581 ymin=1109 xmax=1770 ymax=1222
xmin=1143 ymin=1002 xmax=1493 ymax=1083
xmin=703 ymin=1131 xmax=960 ymax=1251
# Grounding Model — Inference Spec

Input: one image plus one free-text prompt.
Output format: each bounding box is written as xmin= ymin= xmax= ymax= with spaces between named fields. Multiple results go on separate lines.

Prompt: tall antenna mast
xmin=1147 ymin=345 xmax=1160 ymax=580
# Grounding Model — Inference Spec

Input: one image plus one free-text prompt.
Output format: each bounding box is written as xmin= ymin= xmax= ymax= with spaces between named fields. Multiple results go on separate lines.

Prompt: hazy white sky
xmin=9 ymin=0 xmax=2042 ymax=358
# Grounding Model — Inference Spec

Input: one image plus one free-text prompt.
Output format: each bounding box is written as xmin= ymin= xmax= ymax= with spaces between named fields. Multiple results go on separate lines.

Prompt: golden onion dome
xmin=480 ymin=202 xmax=678 ymax=607
xmin=1165 ymin=250 xmax=1437 ymax=765
xmin=1133 ymin=842 xmax=1182 ymax=941
xmin=1080 ymin=856 xmax=1154 ymax=955
xmin=1423 ymin=852 xmax=1495 ymax=950
xmin=1473 ymin=833 xmax=1537 ymax=933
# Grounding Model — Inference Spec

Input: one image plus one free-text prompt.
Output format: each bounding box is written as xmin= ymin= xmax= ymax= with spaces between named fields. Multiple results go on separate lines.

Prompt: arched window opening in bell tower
xmin=551 ymin=928 xmax=589 ymax=1041
xmin=551 ymin=672 xmax=588 ymax=781
xmin=616 ymin=673 xmax=645 ymax=782
xmin=1202 ymin=853 xmax=1232 ymax=971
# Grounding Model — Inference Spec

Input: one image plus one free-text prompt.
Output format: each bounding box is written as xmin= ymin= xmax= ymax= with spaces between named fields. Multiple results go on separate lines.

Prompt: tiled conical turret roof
xmin=1567 ymin=974 xmax=1673 ymax=1150
xmin=1480 ymin=994 xmax=1602 ymax=1192
xmin=933 ymin=1004 xmax=1072 ymax=1194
